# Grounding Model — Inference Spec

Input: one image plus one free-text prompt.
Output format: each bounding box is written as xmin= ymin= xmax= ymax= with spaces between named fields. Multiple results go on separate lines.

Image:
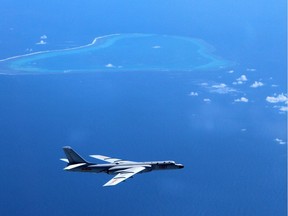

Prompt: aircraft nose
xmin=178 ymin=164 xmax=184 ymax=169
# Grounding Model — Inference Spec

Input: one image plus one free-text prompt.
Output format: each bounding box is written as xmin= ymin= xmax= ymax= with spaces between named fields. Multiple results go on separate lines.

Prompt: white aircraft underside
xmin=61 ymin=146 xmax=184 ymax=186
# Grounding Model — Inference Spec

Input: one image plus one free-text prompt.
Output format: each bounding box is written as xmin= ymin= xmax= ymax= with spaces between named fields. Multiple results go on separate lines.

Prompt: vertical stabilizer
xmin=63 ymin=146 xmax=88 ymax=164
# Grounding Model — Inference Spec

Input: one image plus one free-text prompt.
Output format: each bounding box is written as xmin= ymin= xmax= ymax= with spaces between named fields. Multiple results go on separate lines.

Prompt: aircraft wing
xmin=103 ymin=166 xmax=146 ymax=187
xmin=90 ymin=154 xmax=134 ymax=164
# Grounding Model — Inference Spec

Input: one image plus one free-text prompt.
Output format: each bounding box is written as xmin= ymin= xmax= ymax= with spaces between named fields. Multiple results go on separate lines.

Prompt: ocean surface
xmin=0 ymin=0 xmax=286 ymax=216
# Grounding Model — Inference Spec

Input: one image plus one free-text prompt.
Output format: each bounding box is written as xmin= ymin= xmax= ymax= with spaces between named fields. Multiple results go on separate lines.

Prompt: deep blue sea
xmin=0 ymin=0 xmax=286 ymax=216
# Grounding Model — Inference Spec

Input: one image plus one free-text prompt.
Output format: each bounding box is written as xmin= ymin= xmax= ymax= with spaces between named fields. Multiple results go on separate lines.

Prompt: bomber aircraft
xmin=61 ymin=146 xmax=184 ymax=186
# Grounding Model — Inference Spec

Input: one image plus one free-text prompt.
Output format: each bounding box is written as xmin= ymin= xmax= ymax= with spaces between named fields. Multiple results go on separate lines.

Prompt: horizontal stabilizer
xmin=64 ymin=163 xmax=86 ymax=170
xmin=60 ymin=158 xmax=69 ymax=163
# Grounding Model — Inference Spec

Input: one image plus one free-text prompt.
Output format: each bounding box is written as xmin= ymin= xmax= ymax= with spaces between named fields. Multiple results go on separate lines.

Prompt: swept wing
xmin=90 ymin=154 xmax=134 ymax=164
xmin=103 ymin=166 xmax=146 ymax=187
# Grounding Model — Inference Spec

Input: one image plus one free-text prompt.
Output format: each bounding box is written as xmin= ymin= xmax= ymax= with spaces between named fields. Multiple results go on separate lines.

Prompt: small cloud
xmin=36 ymin=40 xmax=47 ymax=45
xmin=238 ymin=75 xmax=248 ymax=82
xmin=275 ymin=138 xmax=286 ymax=145
xmin=25 ymin=48 xmax=33 ymax=52
xmin=210 ymin=83 xmax=236 ymax=94
xmin=266 ymin=93 xmax=288 ymax=112
xmin=40 ymin=35 xmax=48 ymax=39
xmin=271 ymin=84 xmax=278 ymax=87
xmin=250 ymin=81 xmax=264 ymax=88
xmin=189 ymin=92 xmax=198 ymax=96
xmin=233 ymin=75 xmax=248 ymax=85
xmin=228 ymin=70 xmax=234 ymax=73
xmin=279 ymin=106 xmax=288 ymax=112
xmin=212 ymin=83 xmax=227 ymax=88
xmin=234 ymin=97 xmax=249 ymax=103
xmin=200 ymin=82 xmax=209 ymax=86
xmin=246 ymin=68 xmax=256 ymax=72
xmin=241 ymin=128 xmax=247 ymax=132
xmin=266 ymin=93 xmax=288 ymax=103
xmin=152 ymin=45 xmax=161 ymax=49
xmin=105 ymin=63 xmax=115 ymax=68
xmin=203 ymin=98 xmax=211 ymax=103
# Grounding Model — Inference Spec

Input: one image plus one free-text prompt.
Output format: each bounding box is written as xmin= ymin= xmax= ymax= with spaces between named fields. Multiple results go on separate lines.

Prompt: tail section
xmin=62 ymin=146 xmax=88 ymax=164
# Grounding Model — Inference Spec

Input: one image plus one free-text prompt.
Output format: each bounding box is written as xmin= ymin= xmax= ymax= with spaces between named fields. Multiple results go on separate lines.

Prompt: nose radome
xmin=178 ymin=164 xmax=184 ymax=169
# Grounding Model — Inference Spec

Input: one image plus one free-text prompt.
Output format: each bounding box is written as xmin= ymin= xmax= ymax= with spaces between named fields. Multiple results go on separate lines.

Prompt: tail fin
xmin=63 ymin=146 xmax=88 ymax=164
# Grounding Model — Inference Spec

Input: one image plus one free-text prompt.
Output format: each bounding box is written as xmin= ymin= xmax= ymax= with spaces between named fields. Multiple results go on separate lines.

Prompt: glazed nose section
xmin=177 ymin=164 xmax=184 ymax=169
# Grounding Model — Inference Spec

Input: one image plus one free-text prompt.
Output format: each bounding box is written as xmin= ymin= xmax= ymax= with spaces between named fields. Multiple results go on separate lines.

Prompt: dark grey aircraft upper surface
xmin=61 ymin=146 xmax=184 ymax=186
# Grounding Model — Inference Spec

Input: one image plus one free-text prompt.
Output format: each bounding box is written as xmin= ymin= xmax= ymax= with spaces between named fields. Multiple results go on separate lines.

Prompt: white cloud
xmin=200 ymin=82 xmax=237 ymax=94
xmin=250 ymin=81 xmax=264 ymax=88
xmin=266 ymin=93 xmax=288 ymax=103
xmin=246 ymin=68 xmax=256 ymax=72
xmin=203 ymin=98 xmax=211 ymax=103
xmin=233 ymin=75 xmax=248 ymax=85
xmin=238 ymin=75 xmax=248 ymax=81
xmin=234 ymin=97 xmax=249 ymax=103
xmin=25 ymin=48 xmax=33 ymax=52
xmin=275 ymin=138 xmax=286 ymax=145
xmin=279 ymin=106 xmax=288 ymax=112
xmin=40 ymin=35 xmax=48 ymax=39
xmin=271 ymin=84 xmax=278 ymax=87
xmin=266 ymin=93 xmax=288 ymax=112
xmin=36 ymin=40 xmax=47 ymax=45
xmin=210 ymin=83 xmax=236 ymax=94
xmin=212 ymin=83 xmax=227 ymax=88
xmin=105 ymin=63 xmax=115 ymax=68
xmin=241 ymin=128 xmax=247 ymax=132
xmin=152 ymin=45 xmax=161 ymax=49
xmin=228 ymin=70 xmax=234 ymax=73
xmin=189 ymin=92 xmax=198 ymax=96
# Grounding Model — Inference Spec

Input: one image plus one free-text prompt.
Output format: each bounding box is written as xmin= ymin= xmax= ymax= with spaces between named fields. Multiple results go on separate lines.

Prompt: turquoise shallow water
xmin=0 ymin=34 xmax=233 ymax=74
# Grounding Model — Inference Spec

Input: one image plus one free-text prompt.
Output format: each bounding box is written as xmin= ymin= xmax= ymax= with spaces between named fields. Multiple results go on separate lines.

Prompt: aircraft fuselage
xmin=67 ymin=161 xmax=184 ymax=175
